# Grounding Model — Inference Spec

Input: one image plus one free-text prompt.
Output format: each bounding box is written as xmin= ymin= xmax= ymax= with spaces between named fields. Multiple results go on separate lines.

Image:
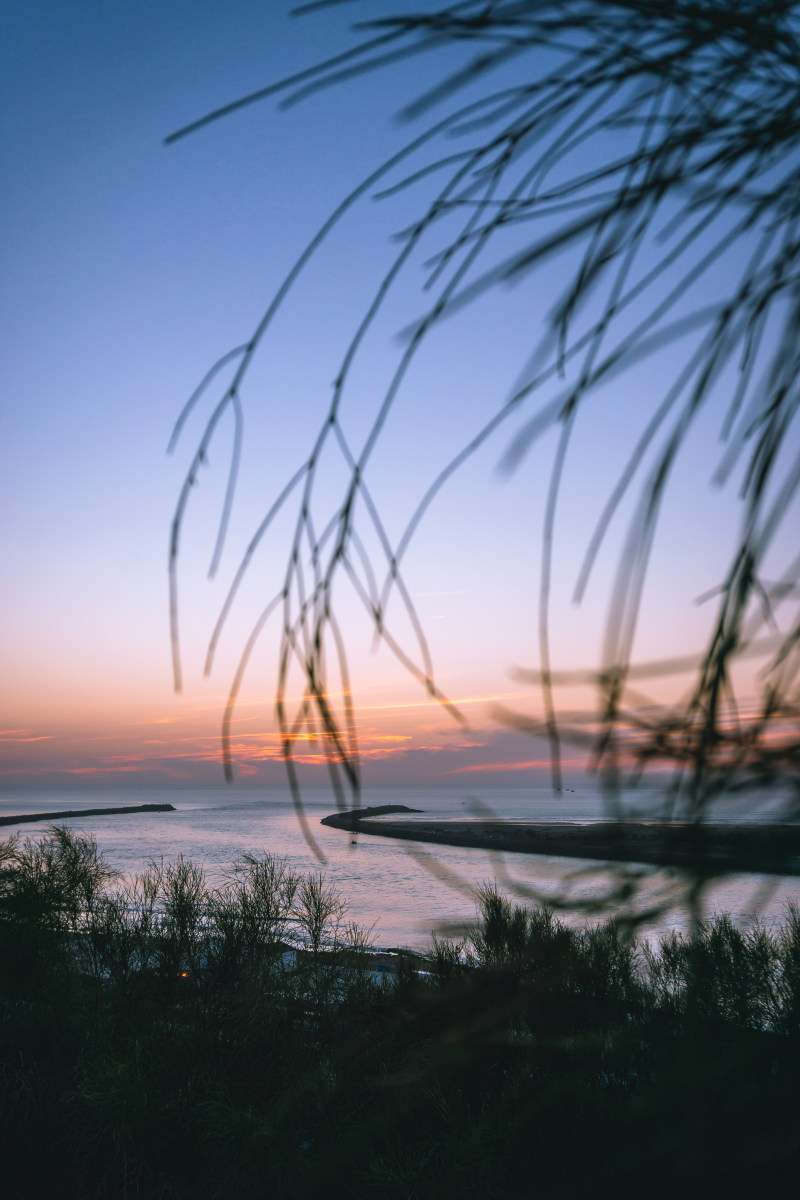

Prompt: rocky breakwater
xmin=0 ymin=803 xmax=176 ymax=827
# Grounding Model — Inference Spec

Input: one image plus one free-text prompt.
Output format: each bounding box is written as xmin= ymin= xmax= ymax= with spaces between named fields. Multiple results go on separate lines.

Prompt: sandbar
xmin=321 ymin=807 xmax=800 ymax=876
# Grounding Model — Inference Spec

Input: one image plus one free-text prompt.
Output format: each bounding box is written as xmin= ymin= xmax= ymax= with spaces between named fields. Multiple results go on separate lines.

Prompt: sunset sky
xmin=2 ymin=2 xmax=793 ymax=791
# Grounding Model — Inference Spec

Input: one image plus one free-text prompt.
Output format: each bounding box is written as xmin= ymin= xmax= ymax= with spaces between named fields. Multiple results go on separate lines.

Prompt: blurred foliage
xmin=169 ymin=1 xmax=799 ymax=917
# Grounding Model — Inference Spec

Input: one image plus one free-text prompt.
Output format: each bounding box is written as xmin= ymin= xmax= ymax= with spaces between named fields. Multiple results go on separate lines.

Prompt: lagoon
xmin=2 ymin=784 xmax=799 ymax=949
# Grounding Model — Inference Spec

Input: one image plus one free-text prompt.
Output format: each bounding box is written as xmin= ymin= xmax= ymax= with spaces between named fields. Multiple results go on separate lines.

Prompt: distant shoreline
xmin=0 ymin=803 xmax=176 ymax=827
xmin=322 ymin=807 xmax=800 ymax=876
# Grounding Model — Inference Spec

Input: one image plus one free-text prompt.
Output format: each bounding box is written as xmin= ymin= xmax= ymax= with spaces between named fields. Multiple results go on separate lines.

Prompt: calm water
xmin=2 ymin=785 xmax=798 ymax=950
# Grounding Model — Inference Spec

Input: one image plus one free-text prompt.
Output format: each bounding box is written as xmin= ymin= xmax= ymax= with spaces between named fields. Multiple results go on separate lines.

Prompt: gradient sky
xmin=2 ymin=2 xmax=793 ymax=791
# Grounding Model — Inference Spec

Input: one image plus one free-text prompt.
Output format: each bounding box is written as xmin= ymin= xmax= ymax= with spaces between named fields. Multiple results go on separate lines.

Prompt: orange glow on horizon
xmin=440 ymin=759 xmax=562 ymax=775
xmin=1 ymin=657 xmax=788 ymax=788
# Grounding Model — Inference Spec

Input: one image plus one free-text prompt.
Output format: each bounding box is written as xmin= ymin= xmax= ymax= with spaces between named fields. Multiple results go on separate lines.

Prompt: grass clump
xmin=1 ymin=828 xmax=799 ymax=1198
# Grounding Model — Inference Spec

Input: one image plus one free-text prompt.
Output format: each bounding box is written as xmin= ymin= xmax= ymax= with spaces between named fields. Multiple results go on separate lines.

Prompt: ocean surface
xmin=2 ymin=784 xmax=799 ymax=950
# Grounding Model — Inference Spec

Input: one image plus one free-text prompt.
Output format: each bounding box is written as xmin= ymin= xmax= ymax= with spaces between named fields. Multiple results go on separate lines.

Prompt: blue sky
xmin=2 ymin=2 xmax=794 ymax=789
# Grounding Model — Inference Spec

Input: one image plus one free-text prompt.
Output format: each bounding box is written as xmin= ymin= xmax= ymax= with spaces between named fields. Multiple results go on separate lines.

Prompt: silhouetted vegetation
xmin=2 ymin=826 xmax=799 ymax=1197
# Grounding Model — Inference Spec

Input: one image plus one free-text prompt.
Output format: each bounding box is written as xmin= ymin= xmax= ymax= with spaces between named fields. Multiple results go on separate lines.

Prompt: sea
xmin=2 ymin=784 xmax=799 ymax=951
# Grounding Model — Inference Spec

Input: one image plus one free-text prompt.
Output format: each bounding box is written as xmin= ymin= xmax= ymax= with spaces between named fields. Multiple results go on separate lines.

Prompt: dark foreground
xmin=2 ymin=826 xmax=800 ymax=1199
xmin=323 ymin=805 xmax=800 ymax=875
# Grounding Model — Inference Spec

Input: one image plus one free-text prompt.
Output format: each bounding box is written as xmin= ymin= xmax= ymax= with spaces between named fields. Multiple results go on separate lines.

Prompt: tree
xmin=167 ymin=1 xmax=800 ymax=920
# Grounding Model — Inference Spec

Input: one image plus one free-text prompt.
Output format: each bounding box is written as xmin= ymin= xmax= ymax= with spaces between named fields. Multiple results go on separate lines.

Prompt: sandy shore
xmin=321 ymin=807 xmax=800 ymax=876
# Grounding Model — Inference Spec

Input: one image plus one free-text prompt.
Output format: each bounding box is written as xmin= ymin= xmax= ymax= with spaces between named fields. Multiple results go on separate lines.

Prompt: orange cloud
xmin=439 ymin=759 xmax=562 ymax=775
xmin=0 ymin=730 xmax=54 ymax=742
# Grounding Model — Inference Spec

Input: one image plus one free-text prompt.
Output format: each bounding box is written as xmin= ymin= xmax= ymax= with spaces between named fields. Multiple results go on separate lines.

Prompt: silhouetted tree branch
xmin=169 ymin=0 xmax=800 ymax=916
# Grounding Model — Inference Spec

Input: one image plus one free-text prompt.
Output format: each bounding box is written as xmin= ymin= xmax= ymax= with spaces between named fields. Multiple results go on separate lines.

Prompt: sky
xmin=2 ymin=2 xmax=795 ymax=792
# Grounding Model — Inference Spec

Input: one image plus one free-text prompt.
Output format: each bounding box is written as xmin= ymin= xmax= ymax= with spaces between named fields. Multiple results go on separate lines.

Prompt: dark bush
xmin=2 ymin=829 xmax=800 ymax=1198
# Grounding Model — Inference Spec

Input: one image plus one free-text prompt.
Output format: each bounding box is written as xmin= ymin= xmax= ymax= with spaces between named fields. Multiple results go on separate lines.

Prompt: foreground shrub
xmin=1 ymin=829 xmax=799 ymax=1198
